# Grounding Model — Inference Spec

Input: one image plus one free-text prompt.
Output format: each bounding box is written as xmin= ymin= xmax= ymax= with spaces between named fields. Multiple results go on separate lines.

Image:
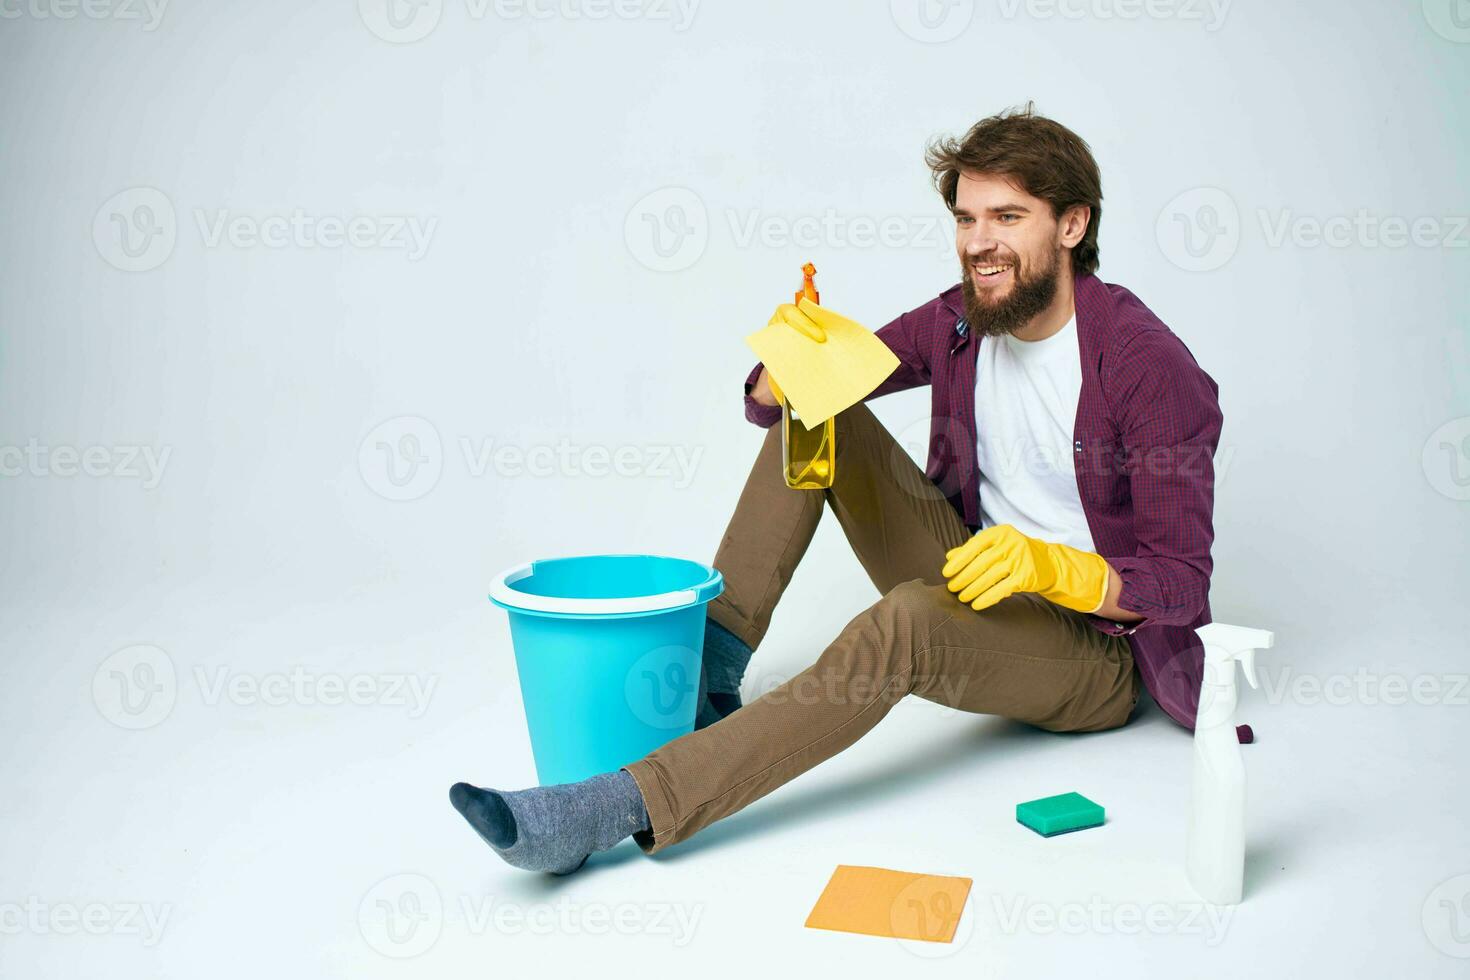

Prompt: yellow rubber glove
xmin=760 ymin=299 xmax=888 ymax=416
xmin=768 ymin=298 xmax=832 ymax=343
xmin=941 ymin=524 xmax=1110 ymax=614
xmin=763 ymin=297 xmax=836 ymax=404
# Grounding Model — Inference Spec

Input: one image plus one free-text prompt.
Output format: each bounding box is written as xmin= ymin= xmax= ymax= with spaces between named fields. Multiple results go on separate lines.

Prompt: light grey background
xmin=1 ymin=1 xmax=1467 ymax=977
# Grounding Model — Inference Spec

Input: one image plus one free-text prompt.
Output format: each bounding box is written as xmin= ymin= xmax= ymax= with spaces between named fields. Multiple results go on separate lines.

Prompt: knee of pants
xmin=765 ymin=402 xmax=874 ymax=447
xmin=832 ymin=401 xmax=876 ymax=435
xmin=815 ymin=578 xmax=950 ymax=692
xmin=831 ymin=403 xmax=881 ymax=456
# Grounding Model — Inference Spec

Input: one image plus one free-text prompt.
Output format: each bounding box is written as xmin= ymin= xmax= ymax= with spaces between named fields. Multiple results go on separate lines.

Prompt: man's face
xmin=953 ymin=171 xmax=1066 ymax=337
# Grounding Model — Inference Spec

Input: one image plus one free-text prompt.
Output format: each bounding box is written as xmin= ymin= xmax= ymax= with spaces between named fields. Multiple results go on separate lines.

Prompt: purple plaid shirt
xmin=742 ymin=274 xmax=1223 ymax=730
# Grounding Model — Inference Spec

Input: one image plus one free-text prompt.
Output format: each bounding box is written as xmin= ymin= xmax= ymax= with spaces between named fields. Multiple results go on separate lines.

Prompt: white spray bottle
xmin=1186 ymin=622 xmax=1274 ymax=905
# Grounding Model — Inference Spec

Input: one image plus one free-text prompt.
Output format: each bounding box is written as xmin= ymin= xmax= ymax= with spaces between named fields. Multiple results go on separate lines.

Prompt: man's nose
xmin=959 ymin=224 xmax=999 ymax=257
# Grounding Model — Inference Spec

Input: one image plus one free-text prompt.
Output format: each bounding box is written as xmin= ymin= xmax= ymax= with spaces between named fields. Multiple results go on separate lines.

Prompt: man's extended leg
xmin=627 ymin=578 xmax=1138 ymax=853
xmin=452 ymin=579 xmax=1137 ymax=871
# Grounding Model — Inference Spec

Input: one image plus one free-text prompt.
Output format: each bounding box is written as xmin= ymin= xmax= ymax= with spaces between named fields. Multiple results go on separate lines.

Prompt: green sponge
xmin=1016 ymin=792 xmax=1105 ymax=837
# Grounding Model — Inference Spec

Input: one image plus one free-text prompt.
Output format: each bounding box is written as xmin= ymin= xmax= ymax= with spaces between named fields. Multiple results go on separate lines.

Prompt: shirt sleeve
xmin=1088 ymin=330 xmax=1223 ymax=632
xmin=740 ymin=305 xmax=935 ymax=429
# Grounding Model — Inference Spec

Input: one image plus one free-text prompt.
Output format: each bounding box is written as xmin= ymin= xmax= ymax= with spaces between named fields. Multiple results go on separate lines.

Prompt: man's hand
xmin=750 ymin=366 xmax=781 ymax=407
xmin=770 ymin=298 xmax=829 ymax=343
xmin=751 ymin=298 xmax=862 ymax=406
xmin=941 ymin=524 xmax=1110 ymax=614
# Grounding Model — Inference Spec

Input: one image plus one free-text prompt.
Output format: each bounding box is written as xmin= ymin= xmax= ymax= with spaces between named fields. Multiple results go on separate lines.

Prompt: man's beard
xmin=961 ymin=246 xmax=1061 ymax=338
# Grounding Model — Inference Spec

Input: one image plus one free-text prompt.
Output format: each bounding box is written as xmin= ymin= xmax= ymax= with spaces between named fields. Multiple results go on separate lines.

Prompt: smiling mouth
xmin=971 ymin=263 xmax=1013 ymax=283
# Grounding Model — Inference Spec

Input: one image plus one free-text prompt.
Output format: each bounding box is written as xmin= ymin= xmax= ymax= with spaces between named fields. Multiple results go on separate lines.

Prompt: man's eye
xmin=956 ymin=216 xmax=973 ymax=226
xmin=998 ymin=214 xmax=1020 ymax=223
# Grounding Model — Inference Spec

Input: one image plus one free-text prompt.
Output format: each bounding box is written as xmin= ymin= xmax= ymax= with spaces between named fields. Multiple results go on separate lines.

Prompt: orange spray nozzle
xmin=794 ymin=262 xmax=819 ymax=305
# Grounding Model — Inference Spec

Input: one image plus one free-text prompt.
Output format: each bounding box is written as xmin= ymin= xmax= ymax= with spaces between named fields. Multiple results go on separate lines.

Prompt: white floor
xmin=3 ymin=573 xmax=1468 ymax=979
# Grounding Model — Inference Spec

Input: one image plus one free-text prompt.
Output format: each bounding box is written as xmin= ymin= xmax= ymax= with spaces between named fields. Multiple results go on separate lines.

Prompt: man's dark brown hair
xmin=925 ymin=103 xmax=1104 ymax=277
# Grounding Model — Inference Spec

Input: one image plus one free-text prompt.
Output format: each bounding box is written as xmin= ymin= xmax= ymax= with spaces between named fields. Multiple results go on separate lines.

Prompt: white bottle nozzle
xmin=1196 ymin=623 xmax=1274 ymax=689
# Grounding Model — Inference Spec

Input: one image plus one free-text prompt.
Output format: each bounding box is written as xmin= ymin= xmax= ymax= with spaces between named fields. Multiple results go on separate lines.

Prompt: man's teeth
xmin=975 ymin=264 xmax=1012 ymax=277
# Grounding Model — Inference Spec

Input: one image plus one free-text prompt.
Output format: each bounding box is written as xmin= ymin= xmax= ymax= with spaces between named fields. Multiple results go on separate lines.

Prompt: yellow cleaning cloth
xmin=804 ymin=865 xmax=972 ymax=943
xmin=744 ymin=298 xmax=900 ymax=427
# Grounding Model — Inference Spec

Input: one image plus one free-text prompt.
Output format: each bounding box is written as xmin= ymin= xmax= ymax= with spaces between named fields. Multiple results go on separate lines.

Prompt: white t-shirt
xmin=973 ymin=314 xmax=1096 ymax=552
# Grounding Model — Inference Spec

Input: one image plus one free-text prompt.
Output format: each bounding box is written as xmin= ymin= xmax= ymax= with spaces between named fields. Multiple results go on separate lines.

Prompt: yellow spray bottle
xmin=780 ymin=263 xmax=836 ymax=490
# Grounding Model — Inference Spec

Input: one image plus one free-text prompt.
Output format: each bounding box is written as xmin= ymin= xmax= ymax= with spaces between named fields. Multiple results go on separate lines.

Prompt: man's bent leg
xmin=625 ymin=579 xmax=1138 ymax=854
xmin=706 ymin=403 xmax=972 ymax=653
xmin=821 ymin=403 xmax=973 ymax=592
xmin=704 ymin=421 xmax=822 ymax=652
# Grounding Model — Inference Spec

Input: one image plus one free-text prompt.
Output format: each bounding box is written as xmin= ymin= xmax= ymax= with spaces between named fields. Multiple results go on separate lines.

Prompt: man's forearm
xmin=1093 ymin=561 xmax=1144 ymax=623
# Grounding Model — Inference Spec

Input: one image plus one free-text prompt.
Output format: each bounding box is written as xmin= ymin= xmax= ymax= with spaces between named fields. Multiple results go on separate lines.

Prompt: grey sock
xmin=448 ymin=770 xmax=649 ymax=875
xmin=701 ymin=618 xmax=752 ymax=703
xmin=694 ymin=661 xmax=724 ymax=730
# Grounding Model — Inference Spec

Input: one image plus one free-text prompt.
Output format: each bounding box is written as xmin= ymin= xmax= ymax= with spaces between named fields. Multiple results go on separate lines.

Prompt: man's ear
xmin=1058 ymin=205 xmax=1090 ymax=249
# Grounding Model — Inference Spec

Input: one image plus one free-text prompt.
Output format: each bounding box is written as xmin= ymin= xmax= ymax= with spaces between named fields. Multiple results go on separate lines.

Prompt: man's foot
xmin=448 ymin=770 xmax=649 ymax=875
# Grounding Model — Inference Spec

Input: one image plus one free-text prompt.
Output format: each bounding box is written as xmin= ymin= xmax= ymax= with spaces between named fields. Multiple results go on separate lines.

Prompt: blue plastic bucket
xmin=488 ymin=554 xmax=724 ymax=786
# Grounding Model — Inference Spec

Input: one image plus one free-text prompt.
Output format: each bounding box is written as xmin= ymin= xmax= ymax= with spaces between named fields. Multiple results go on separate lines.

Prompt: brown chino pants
xmin=624 ymin=403 xmax=1140 ymax=854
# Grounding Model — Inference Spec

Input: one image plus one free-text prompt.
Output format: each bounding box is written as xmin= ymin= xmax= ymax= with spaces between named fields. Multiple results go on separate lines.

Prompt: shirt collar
xmin=940 ymin=273 xmax=1100 ymax=343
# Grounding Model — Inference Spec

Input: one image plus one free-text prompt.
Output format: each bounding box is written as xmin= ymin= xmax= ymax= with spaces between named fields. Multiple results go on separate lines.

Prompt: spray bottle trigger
xmin=1238 ymin=648 xmax=1259 ymax=690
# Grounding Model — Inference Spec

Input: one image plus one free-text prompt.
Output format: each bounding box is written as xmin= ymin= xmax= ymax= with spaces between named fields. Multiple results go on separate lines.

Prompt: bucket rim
xmin=488 ymin=553 xmax=723 ymax=617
